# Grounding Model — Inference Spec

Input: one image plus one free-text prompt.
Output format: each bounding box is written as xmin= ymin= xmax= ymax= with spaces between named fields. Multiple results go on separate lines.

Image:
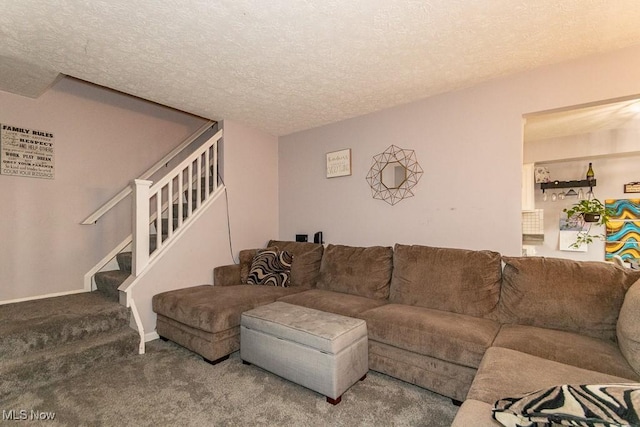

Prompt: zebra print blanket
xmin=493 ymin=384 xmax=640 ymax=427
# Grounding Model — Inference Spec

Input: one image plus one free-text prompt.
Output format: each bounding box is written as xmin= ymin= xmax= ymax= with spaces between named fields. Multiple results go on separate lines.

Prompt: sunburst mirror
xmin=366 ymin=145 xmax=423 ymax=206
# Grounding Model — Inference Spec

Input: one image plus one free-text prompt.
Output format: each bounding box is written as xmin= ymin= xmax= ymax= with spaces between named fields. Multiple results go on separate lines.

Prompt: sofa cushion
xmin=499 ymin=256 xmax=640 ymax=342
xmin=268 ymin=240 xmax=324 ymax=287
xmin=152 ymin=284 xmax=303 ymax=333
xmin=390 ymin=244 xmax=502 ymax=317
xmin=618 ymin=278 xmax=640 ymax=377
xmin=493 ymin=324 xmax=639 ymax=380
xmin=450 ymin=399 xmax=497 ymax=427
xmin=316 ymin=244 xmax=393 ymax=300
xmin=467 ymin=347 xmax=637 ymax=405
xmin=239 ymin=248 xmax=262 ymax=284
xmin=213 ymin=263 xmax=242 ymax=286
xmin=369 ymin=340 xmax=477 ymax=402
xmin=246 ymin=249 xmax=293 ymax=287
xmin=360 ymin=303 xmax=501 ymax=369
xmin=277 ymin=289 xmax=387 ymax=318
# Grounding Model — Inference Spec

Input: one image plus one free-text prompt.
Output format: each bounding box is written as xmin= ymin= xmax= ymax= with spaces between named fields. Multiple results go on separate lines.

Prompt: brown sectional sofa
xmin=152 ymin=240 xmax=640 ymax=425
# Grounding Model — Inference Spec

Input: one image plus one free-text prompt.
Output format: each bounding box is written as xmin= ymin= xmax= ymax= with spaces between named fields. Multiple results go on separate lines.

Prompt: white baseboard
xmin=0 ymin=289 xmax=88 ymax=305
xmin=145 ymin=331 xmax=160 ymax=342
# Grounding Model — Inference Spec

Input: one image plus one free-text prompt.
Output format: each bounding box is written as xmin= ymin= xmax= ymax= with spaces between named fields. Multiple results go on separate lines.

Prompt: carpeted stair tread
xmin=0 ymin=326 xmax=139 ymax=401
xmin=94 ymin=270 xmax=130 ymax=302
xmin=0 ymin=292 xmax=130 ymax=359
xmin=116 ymin=252 xmax=132 ymax=273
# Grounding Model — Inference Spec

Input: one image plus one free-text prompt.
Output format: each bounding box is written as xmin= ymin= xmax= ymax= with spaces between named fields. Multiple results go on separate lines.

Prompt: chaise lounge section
xmin=452 ymin=256 xmax=640 ymax=425
xmin=153 ymin=240 xmax=324 ymax=363
xmin=152 ymin=240 xmax=640 ymax=425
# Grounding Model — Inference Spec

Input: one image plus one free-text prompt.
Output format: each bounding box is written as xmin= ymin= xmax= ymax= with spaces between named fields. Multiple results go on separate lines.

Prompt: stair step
xmin=116 ymin=251 xmax=132 ymax=273
xmin=183 ymin=179 xmax=214 ymax=205
xmin=172 ymin=203 xmax=190 ymax=219
xmin=0 ymin=292 xmax=131 ymax=360
xmin=94 ymin=270 xmax=130 ymax=302
xmin=201 ymin=175 xmax=215 ymax=187
xmin=0 ymin=325 xmax=138 ymax=400
xmin=161 ymin=217 xmax=179 ymax=234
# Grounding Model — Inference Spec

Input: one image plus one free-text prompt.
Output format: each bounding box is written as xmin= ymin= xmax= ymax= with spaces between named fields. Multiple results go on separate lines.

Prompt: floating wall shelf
xmin=540 ymin=179 xmax=596 ymax=192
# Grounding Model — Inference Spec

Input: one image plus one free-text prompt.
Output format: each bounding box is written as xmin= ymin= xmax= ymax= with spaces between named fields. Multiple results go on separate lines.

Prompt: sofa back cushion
xmin=389 ymin=244 xmax=502 ymax=317
xmin=267 ymin=240 xmax=324 ymax=287
xmin=500 ymin=256 xmax=640 ymax=342
xmin=316 ymin=244 xmax=393 ymax=300
xmin=618 ymin=278 xmax=640 ymax=377
xmin=239 ymin=248 xmax=262 ymax=284
xmin=239 ymin=241 xmax=324 ymax=288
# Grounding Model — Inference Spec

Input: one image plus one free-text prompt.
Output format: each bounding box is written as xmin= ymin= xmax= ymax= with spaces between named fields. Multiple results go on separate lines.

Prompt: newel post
xmin=132 ymin=179 xmax=152 ymax=276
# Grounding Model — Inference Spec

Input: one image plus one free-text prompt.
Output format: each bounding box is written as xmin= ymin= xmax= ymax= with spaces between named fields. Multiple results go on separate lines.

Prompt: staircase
xmin=93 ymin=175 xmax=216 ymax=302
xmin=0 ymin=292 xmax=138 ymax=401
xmin=0 ymin=125 xmax=223 ymax=402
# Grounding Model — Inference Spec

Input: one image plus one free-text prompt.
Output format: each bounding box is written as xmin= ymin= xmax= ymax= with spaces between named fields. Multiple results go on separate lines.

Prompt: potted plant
xmin=562 ymin=198 xmax=612 ymax=248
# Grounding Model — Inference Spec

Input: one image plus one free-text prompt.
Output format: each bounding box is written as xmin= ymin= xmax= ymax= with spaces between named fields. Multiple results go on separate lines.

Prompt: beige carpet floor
xmin=1 ymin=339 xmax=459 ymax=426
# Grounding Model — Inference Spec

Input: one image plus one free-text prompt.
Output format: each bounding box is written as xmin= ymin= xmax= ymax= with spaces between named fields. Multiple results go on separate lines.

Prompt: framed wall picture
xmin=534 ymin=166 xmax=550 ymax=183
xmin=624 ymin=182 xmax=640 ymax=193
xmin=326 ymin=148 xmax=351 ymax=178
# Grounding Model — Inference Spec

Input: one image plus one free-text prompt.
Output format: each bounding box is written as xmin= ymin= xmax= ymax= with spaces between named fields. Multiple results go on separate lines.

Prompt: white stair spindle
xmin=177 ymin=170 xmax=184 ymax=228
xmin=212 ymin=141 xmax=218 ymax=191
xmin=205 ymin=146 xmax=210 ymax=200
xmin=167 ymin=179 xmax=173 ymax=239
xmin=196 ymin=156 xmax=201 ymax=208
xmin=155 ymin=188 xmax=162 ymax=250
xmin=187 ymin=163 xmax=193 ymax=216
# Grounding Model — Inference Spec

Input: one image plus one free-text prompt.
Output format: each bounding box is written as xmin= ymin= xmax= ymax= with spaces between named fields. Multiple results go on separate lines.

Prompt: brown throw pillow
xmin=247 ymin=249 xmax=293 ymax=287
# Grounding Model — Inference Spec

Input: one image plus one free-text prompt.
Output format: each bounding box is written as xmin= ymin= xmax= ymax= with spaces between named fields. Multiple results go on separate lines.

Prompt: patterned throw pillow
xmin=247 ymin=250 xmax=293 ymax=287
xmin=493 ymin=383 xmax=640 ymax=427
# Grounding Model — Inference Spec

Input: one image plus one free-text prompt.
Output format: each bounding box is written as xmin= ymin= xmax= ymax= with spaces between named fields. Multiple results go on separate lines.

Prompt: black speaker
xmin=314 ymin=232 xmax=323 ymax=244
xmin=295 ymin=234 xmax=308 ymax=242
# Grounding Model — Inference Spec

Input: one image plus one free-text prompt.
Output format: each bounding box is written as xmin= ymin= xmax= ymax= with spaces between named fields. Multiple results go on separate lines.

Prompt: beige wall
xmin=220 ymin=120 xmax=280 ymax=253
xmin=278 ymin=44 xmax=640 ymax=255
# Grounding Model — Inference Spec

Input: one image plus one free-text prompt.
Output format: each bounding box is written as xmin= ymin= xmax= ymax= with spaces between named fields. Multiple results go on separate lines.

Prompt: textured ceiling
xmin=2 ymin=1 xmax=640 ymax=136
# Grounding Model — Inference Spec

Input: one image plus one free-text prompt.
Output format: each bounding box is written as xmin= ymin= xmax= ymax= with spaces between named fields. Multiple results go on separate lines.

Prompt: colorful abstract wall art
xmin=605 ymin=199 xmax=640 ymax=261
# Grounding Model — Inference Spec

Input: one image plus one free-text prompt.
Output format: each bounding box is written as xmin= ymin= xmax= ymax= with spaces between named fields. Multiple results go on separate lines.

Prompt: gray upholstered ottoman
xmin=240 ymin=301 xmax=368 ymax=404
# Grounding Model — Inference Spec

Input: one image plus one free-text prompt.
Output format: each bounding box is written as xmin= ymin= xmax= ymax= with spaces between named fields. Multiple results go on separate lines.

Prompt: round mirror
xmin=380 ymin=161 xmax=407 ymax=189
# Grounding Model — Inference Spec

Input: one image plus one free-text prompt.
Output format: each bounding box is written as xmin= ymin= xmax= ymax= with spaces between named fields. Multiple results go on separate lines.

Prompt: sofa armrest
xmin=214 ymin=264 xmax=242 ymax=286
xmin=617 ymin=277 xmax=640 ymax=377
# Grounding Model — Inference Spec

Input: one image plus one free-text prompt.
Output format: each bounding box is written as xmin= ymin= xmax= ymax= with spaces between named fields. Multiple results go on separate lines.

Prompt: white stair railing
xmin=131 ymin=129 xmax=222 ymax=275
xmin=82 ymin=125 xmax=223 ymax=355
xmin=82 ymin=122 xmax=219 ymax=291
xmin=81 ymin=120 xmax=215 ymax=225
xmin=126 ymin=129 xmax=224 ymax=354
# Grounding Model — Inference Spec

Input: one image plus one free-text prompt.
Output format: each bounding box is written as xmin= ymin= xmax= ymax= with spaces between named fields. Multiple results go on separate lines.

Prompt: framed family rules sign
xmin=1 ymin=123 xmax=55 ymax=179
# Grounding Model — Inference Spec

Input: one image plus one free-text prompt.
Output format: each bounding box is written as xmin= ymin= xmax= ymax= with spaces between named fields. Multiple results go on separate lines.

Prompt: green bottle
xmin=586 ymin=163 xmax=595 ymax=182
